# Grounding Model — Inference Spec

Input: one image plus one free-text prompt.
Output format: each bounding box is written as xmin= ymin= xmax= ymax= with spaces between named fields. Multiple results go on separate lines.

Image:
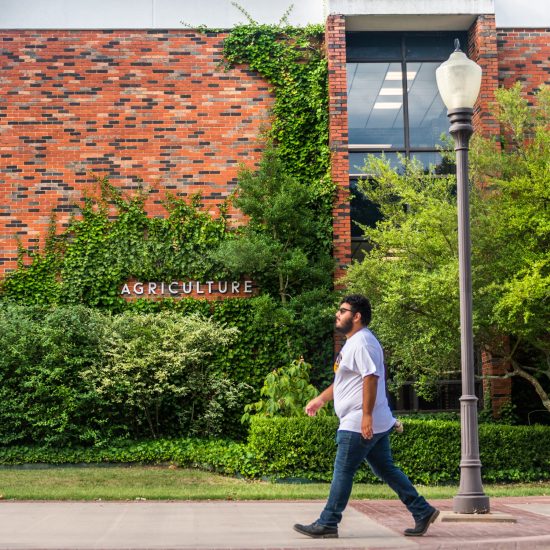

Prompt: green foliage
xmin=3 ymin=418 xmax=549 ymax=484
xmin=479 ymin=399 xmax=520 ymax=425
xmin=345 ymin=84 xmax=550 ymax=409
xmin=242 ymin=357 xmax=325 ymax=422
xmin=1 ymin=177 xmax=229 ymax=309
xmin=246 ymin=417 xmax=550 ymax=483
xmin=0 ymin=299 xmax=334 ymax=445
xmin=344 ymin=156 xmax=462 ymax=397
xmin=0 ymin=303 xmax=120 ymax=446
xmin=222 ymin=18 xmax=334 ymax=252
xmin=212 ymin=146 xmax=334 ymax=302
xmin=83 ymin=311 xmax=247 ymax=439
xmin=0 ymin=438 xmax=255 ymax=477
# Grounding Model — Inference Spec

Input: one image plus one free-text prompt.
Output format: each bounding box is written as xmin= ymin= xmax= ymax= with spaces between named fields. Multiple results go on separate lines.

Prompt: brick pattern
xmin=352 ymin=497 xmax=550 ymax=549
xmin=497 ymin=28 xmax=550 ymax=94
xmin=482 ymin=346 xmax=512 ymax=418
xmin=325 ymin=14 xmax=351 ymax=284
xmin=0 ymin=30 xmax=274 ymax=275
xmin=468 ymin=15 xmax=507 ymax=409
xmin=468 ymin=15 xmax=500 ymax=140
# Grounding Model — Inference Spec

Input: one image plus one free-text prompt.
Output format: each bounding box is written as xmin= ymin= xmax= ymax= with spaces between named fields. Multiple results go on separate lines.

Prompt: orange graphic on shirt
xmin=334 ymin=352 xmax=342 ymax=373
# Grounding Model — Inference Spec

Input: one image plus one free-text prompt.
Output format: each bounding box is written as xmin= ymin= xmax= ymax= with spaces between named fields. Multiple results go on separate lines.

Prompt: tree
xmin=212 ymin=145 xmax=334 ymax=303
xmin=344 ymin=83 xmax=549 ymax=412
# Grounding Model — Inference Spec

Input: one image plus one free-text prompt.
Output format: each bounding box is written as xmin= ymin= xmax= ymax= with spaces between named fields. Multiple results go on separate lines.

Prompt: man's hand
xmin=305 ymin=396 xmax=325 ymax=417
xmin=362 ymin=375 xmax=377 ymax=439
xmin=361 ymin=413 xmax=373 ymax=439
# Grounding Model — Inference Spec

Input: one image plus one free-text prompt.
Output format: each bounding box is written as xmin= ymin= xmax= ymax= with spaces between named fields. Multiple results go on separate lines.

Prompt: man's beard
xmin=335 ymin=317 xmax=353 ymax=334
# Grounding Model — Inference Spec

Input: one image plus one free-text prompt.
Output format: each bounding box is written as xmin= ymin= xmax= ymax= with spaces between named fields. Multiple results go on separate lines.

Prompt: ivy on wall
xmin=1 ymin=177 xmax=230 ymax=309
xmin=1 ymin=19 xmax=334 ymax=306
xmin=221 ymin=17 xmax=334 ymax=251
xmin=0 ymin=19 xmax=337 ymax=441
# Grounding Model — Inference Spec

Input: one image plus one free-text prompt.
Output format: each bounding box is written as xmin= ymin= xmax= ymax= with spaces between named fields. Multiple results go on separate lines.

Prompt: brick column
xmin=468 ymin=14 xmax=500 ymax=140
xmin=326 ymin=14 xmax=351 ymax=285
xmin=482 ymin=348 xmax=512 ymax=418
xmin=469 ymin=15 xmax=511 ymax=415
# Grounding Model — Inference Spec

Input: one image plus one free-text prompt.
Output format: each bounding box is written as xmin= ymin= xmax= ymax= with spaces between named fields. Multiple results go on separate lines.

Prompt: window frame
xmin=346 ymin=31 xmax=467 ymax=178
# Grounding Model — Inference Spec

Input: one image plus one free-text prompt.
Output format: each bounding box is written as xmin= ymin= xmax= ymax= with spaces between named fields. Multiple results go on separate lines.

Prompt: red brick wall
xmin=0 ymin=30 xmax=274 ymax=275
xmin=468 ymin=15 xmax=500 ymax=139
xmin=325 ymin=15 xmax=351 ymax=284
xmin=482 ymin=347 xmax=512 ymax=417
xmin=497 ymin=28 xmax=550 ymax=93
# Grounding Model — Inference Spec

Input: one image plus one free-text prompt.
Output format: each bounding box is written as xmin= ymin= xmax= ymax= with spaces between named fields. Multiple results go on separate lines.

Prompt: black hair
xmin=340 ymin=294 xmax=372 ymax=327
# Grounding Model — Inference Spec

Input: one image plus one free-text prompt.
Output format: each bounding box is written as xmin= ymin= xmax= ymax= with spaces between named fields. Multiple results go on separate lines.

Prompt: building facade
xmin=1 ymin=0 xmax=549 ymax=412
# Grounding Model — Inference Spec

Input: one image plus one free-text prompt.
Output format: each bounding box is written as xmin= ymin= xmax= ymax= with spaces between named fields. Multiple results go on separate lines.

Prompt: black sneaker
xmin=293 ymin=522 xmax=338 ymax=539
xmin=404 ymin=508 xmax=440 ymax=536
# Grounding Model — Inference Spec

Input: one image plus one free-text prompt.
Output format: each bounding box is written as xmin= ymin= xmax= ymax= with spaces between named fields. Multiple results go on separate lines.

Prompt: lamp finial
xmin=454 ymin=38 xmax=461 ymax=52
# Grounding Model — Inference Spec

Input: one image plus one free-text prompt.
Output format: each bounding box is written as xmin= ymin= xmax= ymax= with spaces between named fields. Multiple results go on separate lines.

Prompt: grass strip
xmin=1 ymin=466 xmax=549 ymax=501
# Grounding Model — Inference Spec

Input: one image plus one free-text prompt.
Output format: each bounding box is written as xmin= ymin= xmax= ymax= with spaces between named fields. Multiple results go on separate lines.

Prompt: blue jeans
xmin=318 ymin=428 xmax=433 ymax=527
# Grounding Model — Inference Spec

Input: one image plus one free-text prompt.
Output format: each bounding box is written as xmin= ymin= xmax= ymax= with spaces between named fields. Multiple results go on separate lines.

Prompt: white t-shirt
xmin=333 ymin=327 xmax=395 ymax=434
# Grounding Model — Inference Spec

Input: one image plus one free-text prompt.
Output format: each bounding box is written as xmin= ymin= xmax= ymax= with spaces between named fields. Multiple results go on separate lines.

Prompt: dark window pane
xmin=347 ymin=32 xmax=402 ymax=60
xmin=347 ymin=62 xmax=405 ymax=148
xmin=410 ymin=152 xmax=455 ymax=174
xmin=351 ymin=237 xmax=373 ymax=261
xmin=349 ymin=151 xmax=401 ymax=174
xmin=405 ymin=32 xmax=468 ymax=60
xmin=350 ymin=179 xmax=383 ymax=237
xmin=406 ymin=62 xmax=448 ymax=147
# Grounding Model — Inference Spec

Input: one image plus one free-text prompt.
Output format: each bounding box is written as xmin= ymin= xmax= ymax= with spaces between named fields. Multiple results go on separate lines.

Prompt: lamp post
xmin=436 ymin=39 xmax=490 ymax=515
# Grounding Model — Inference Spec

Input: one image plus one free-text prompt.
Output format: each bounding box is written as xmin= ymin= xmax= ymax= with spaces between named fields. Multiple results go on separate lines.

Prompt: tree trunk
xmin=511 ymin=360 xmax=550 ymax=413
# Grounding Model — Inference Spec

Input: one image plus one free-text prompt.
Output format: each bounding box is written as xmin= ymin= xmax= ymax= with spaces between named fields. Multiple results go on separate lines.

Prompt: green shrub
xmin=0 ymin=438 xmax=254 ymax=477
xmin=84 ymin=310 xmax=248 ymax=439
xmin=1 ymin=419 xmax=549 ymax=484
xmin=246 ymin=416 xmax=550 ymax=483
xmin=242 ymin=358 xmax=323 ymax=423
xmin=0 ymin=298 xmax=336 ymax=446
xmin=0 ymin=303 xmax=121 ymax=446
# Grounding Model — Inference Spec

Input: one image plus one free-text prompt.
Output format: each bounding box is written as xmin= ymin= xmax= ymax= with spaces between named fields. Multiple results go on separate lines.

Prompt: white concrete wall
xmin=0 ymin=0 xmax=324 ymax=29
xmin=328 ymin=0 xmax=494 ymax=16
xmin=494 ymin=0 xmax=550 ymax=28
xmin=1 ymin=0 xmax=549 ymax=29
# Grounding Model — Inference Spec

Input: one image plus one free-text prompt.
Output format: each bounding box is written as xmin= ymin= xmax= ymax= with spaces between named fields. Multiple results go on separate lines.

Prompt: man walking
xmin=293 ymin=294 xmax=439 ymax=539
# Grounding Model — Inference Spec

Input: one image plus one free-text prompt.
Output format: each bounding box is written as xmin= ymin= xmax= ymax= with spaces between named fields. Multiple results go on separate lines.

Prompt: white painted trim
xmin=0 ymin=0 xmax=324 ymax=29
xmin=327 ymin=0 xmax=495 ymax=17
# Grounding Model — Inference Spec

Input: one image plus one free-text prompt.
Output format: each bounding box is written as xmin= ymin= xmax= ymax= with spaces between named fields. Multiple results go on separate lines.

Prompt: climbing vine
xmin=222 ymin=11 xmax=334 ymax=251
xmin=1 ymin=176 xmax=230 ymax=309
xmin=2 ymin=14 xmax=335 ymax=305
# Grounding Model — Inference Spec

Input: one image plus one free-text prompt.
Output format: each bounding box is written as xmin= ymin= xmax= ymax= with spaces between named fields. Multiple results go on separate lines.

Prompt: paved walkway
xmin=0 ymin=497 xmax=549 ymax=549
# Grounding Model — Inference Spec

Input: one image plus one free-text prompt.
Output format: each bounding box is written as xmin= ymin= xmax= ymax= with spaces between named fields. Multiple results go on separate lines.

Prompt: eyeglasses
xmin=337 ymin=307 xmax=354 ymax=315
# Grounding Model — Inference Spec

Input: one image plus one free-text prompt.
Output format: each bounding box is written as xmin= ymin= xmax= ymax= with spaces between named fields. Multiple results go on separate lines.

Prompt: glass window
xmin=349 ymin=151 xmax=400 ymax=174
xmin=346 ymin=32 xmax=460 ymax=264
xmin=347 ymin=62 xmax=405 ymax=148
xmin=405 ymin=33 xmax=467 ymax=61
xmin=407 ymin=62 xmax=448 ymax=147
xmin=410 ymin=152 xmax=450 ymax=174
xmin=347 ymin=32 xmax=401 ymax=60
xmin=350 ymin=179 xmax=383 ymax=237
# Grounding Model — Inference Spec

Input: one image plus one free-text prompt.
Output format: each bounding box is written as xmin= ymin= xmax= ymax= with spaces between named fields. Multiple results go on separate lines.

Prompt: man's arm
xmin=361 ymin=374 xmax=378 ymax=439
xmin=305 ymin=384 xmax=334 ymax=417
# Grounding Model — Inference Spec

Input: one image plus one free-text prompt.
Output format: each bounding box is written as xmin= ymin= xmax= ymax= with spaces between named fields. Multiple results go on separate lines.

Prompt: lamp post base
xmin=453 ymin=494 xmax=491 ymax=514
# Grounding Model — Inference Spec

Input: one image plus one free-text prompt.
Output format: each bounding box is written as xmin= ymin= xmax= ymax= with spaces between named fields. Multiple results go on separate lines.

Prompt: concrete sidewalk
xmin=1 ymin=497 xmax=549 ymax=549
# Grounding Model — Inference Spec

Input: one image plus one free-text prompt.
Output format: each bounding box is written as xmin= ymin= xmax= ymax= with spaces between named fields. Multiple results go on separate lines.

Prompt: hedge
xmin=246 ymin=416 xmax=550 ymax=484
xmin=2 ymin=417 xmax=549 ymax=484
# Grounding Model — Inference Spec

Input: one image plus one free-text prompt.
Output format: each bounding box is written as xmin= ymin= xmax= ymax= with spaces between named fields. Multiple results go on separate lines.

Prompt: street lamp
xmin=436 ymin=39 xmax=490 ymax=515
